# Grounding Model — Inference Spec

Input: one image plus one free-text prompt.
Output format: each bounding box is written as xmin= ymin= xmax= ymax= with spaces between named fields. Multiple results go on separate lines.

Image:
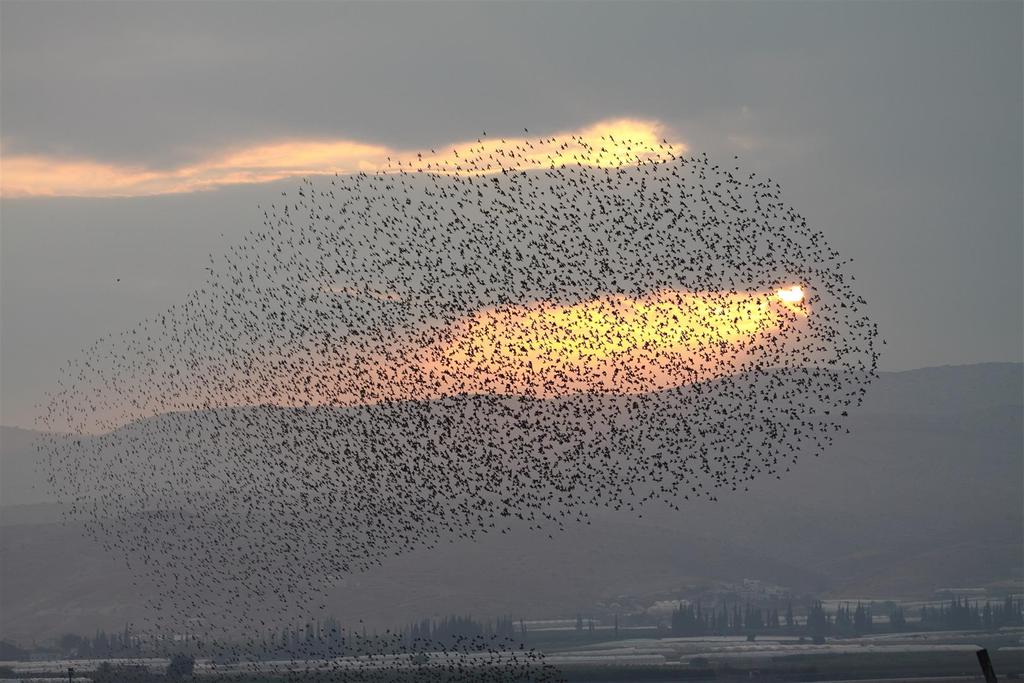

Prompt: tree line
xmin=670 ymin=600 xmax=785 ymax=637
xmin=37 ymin=595 xmax=1024 ymax=662
xmin=58 ymin=625 xmax=142 ymax=658
xmin=918 ymin=595 xmax=1023 ymax=631
xmin=671 ymin=596 xmax=1024 ymax=640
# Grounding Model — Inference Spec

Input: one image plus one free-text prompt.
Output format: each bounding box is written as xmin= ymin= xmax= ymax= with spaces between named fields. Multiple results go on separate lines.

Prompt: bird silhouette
xmin=35 ymin=129 xmax=879 ymax=681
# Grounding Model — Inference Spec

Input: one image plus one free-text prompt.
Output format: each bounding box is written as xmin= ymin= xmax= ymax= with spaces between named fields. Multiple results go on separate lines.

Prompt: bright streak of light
xmin=776 ymin=285 xmax=804 ymax=304
xmin=257 ymin=288 xmax=812 ymax=407
xmin=0 ymin=118 xmax=682 ymax=198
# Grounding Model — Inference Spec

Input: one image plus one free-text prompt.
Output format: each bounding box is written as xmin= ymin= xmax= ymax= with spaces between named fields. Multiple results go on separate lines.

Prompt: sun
xmin=776 ymin=285 xmax=805 ymax=304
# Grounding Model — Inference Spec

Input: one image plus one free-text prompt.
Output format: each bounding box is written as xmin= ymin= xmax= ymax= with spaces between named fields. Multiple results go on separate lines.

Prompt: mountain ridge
xmin=1 ymin=362 xmax=1020 ymax=640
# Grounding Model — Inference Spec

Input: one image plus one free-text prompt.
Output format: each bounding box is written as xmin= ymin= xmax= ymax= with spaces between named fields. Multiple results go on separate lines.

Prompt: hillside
xmin=1 ymin=363 xmax=1020 ymax=641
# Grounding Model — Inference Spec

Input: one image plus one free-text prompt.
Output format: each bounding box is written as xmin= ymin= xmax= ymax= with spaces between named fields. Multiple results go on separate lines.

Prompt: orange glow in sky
xmin=258 ymin=287 xmax=810 ymax=408
xmin=0 ymin=118 xmax=682 ymax=198
xmin=415 ymin=287 xmax=810 ymax=397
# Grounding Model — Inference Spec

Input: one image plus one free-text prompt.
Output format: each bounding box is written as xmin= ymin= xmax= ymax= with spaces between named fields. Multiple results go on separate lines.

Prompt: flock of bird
xmin=37 ymin=128 xmax=878 ymax=680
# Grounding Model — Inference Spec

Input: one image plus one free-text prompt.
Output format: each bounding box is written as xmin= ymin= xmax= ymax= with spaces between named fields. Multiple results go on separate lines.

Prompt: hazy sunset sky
xmin=1 ymin=1 xmax=1021 ymax=427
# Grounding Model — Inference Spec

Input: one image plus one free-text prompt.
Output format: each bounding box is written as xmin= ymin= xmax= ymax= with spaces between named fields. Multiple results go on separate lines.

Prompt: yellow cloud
xmin=0 ymin=118 xmax=685 ymax=198
xmin=245 ymin=287 xmax=809 ymax=409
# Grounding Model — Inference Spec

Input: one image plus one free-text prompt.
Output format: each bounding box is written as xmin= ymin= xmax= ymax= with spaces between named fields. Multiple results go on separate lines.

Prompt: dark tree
xmin=166 ymin=652 xmax=195 ymax=679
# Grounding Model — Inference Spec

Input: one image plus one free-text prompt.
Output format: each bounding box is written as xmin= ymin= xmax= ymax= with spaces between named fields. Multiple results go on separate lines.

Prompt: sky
xmin=1 ymin=0 xmax=1022 ymax=428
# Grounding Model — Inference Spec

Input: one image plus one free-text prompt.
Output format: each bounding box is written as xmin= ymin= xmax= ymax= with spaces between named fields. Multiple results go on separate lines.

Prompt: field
xmin=2 ymin=628 xmax=1022 ymax=682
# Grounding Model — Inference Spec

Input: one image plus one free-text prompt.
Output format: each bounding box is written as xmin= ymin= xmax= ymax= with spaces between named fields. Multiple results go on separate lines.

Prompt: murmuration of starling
xmin=38 ymin=130 xmax=879 ymax=681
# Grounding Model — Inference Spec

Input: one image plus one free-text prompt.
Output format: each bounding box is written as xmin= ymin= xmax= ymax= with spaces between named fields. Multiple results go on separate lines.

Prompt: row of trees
xmin=670 ymin=601 xmax=788 ymax=636
xmin=58 ymin=625 xmax=142 ymax=658
xmin=671 ymin=596 xmax=1024 ymax=640
xmin=805 ymin=600 xmax=873 ymax=639
xmin=236 ymin=614 xmax=522 ymax=659
xmin=46 ymin=595 xmax=1024 ymax=662
xmin=405 ymin=615 xmax=517 ymax=643
xmin=919 ymin=596 xmax=1024 ymax=631
xmin=50 ymin=615 xmax=521 ymax=662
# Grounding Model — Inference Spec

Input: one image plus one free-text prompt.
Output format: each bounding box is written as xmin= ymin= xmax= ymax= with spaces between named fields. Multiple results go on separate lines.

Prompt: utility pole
xmin=977 ymin=648 xmax=998 ymax=683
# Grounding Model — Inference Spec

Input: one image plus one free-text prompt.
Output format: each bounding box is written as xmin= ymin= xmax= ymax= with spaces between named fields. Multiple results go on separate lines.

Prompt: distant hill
xmin=1 ymin=363 xmax=1020 ymax=641
xmin=0 ymin=425 xmax=56 ymax=507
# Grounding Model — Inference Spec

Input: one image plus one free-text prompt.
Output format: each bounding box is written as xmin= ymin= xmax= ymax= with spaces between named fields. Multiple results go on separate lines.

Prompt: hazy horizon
xmin=0 ymin=3 xmax=1021 ymax=681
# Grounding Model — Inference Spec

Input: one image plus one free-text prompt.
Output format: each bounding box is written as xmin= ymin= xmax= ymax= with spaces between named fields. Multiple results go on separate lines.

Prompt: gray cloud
xmin=2 ymin=2 xmax=1017 ymax=163
xmin=1 ymin=0 xmax=1021 ymax=426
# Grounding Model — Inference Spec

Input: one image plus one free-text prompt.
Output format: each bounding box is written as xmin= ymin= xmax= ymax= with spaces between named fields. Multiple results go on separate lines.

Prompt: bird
xmin=35 ymin=127 xmax=880 ymax=681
